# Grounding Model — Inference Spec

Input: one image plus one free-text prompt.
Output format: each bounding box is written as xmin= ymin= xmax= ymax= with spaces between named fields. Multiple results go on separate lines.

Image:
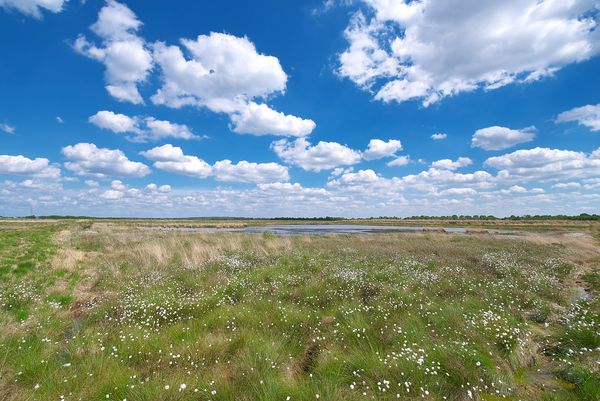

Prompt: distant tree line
xmin=383 ymin=214 xmax=600 ymax=221
xmin=3 ymin=213 xmax=599 ymax=221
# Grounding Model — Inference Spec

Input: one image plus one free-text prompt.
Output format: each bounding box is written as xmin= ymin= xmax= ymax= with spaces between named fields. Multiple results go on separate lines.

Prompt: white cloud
xmin=140 ymin=144 xmax=211 ymax=178
xmin=330 ymin=167 xmax=354 ymax=178
xmin=144 ymin=183 xmax=170 ymax=193
xmin=438 ymin=187 xmax=477 ymax=196
xmin=229 ymin=102 xmax=315 ymax=137
xmin=62 ymin=143 xmax=150 ymax=178
xmin=0 ymin=155 xmax=60 ymax=178
xmin=141 ymin=144 xmax=288 ymax=183
xmin=402 ymin=168 xmax=494 ymax=188
xmin=158 ymin=184 xmax=171 ymax=193
xmin=328 ymin=166 xmax=495 ymax=196
xmin=553 ymin=182 xmax=581 ymax=189
xmin=100 ymin=189 xmax=124 ymax=200
xmin=311 ymin=0 xmax=338 ymax=16
xmin=139 ymin=144 xmax=186 ymax=162
xmin=257 ymin=182 xmax=329 ymax=196
xmin=152 ymin=33 xmax=314 ymax=136
xmin=556 ymin=104 xmax=600 ymax=131
xmin=74 ymin=1 xmax=152 ymax=104
xmin=583 ymin=178 xmax=600 ymax=190
xmin=85 ymin=180 xmax=99 ymax=187
xmin=89 ymin=110 xmax=199 ymax=142
xmin=212 ymin=160 xmax=289 ymax=183
xmin=0 ymin=0 xmax=65 ymax=18
xmin=271 ymin=138 xmax=362 ymax=172
xmin=89 ymin=110 xmax=140 ymax=134
xmin=485 ymin=147 xmax=600 ymax=182
xmin=3 ymin=160 xmax=599 ymax=218
xmin=338 ymin=1 xmax=600 ymax=105
xmin=0 ymin=123 xmax=15 ymax=134
xmin=386 ymin=155 xmax=409 ymax=167
xmin=144 ymin=117 xmax=197 ymax=141
xmin=111 ymin=180 xmax=126 ymax=190
xmin=362 ymin=139 xmax=402 ymax=160
xmin=431 ymin=157 xmax=472 ymax=171
xmin=505 ymin=185 xmax=527 ymax=194
xmin=90 ymin=0 xmax=140 ymax=40
xmin=152 ymin=33 xmax=286 ymax=111
xmin=431 ymin=133 xmax=446 ymax=140
xmin=78 ymin=6 xmax=312 ymax=136
xmin=472 ymin=126 xmax=536 ymax=151
xmin=330 ymin=169 xmax=382 ymax=185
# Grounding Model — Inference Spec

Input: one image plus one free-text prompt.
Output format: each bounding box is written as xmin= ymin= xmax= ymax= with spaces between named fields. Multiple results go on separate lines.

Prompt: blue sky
xmin=0 ymin=0 xmax=599 ymax=217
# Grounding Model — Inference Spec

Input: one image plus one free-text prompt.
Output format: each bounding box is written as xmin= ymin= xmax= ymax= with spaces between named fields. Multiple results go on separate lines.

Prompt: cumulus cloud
xmin=438 ymin=187 xmax=477 ymax=196
xmin=431 ymin=133 xmax=446 ymax=140
xmin=0 ymin=155 xmax=61 ymax=178
xmin=100 ymin=189 xmax=124 ymax=200
xmin=485 ymin=147 xmax=600 ymax=182
xmin=140 ymin=144 xmax=212 ymax=178
xmin=386 ymin=155 xmax=409 ymax=167
xmin=553 ymin=182 xmax=581 ymax=189
xmin=89 ymin=110 xmax=140 ymax=134
xmin=229 ymin=102 xmax=315 ymax=137
xmin=143 ymin=182 xmax=171 ymax=193
xmin=336 ymin=169 xmax=485 ymax=200
xmin=141 ymin=144 xmax=288 ymax=183
xmin=338 ymin=0 xmax=600 ymax=105
xmin=329 ymin=169 xmax=382 ymax=186
xmin=62 ymin=143 xmax=150 ymax=178
xmin=151 ymin=33 xmax=315 ymax=136
xmin=151 ymin=33 xmax=285 ymax=111
xmin=4 ymin=152 xmax=599 ymax=217
xmin=0 ymin=123 xmax=15 ymax=134
xmin=402 ymin=168 xmax=494 ymax=188
xmin=0 ymin=0 xmax=65 ymax=18
xmin=362 ymin=139 xmax=402 ymax=160
xmin=271 ymin=138 xmax=362 ymax=172
xmin=77 ymin=4 xmax=312 ymax=136
xmin=471 ymin=126 xmax=536 ymax=151
xmin=89 ymin=110 xmax=199 ymax=142
xmin=74 ymin=1 xmax=152 ymax=104
xmin=111 ymin=180 xmax=126 ymax=190
xmin=327 ymin=165 xmax=496 ymax=201
xmin=499 ymin=185 xmax=528 ymax=194
xmin=257 ymin=182 xmax=329 ymax=196
xmin=556 ymin=103 xmax=600 ymax=131
xmin=431 ymin=157 xmax=472 ymax=171
xmin=212 ymin=160 xmax=289 ymax=183
xmin=144 ymin=117 xmax=198 ymax=141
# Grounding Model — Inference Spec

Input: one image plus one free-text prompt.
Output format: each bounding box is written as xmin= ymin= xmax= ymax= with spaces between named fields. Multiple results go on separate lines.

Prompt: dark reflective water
xmin=143 ymin=224 xmax=480 ymax=235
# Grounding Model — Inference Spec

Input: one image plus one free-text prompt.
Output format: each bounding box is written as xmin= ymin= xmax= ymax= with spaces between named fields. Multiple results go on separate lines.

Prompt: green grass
xmin=0 ymin=221 xmax=598 ymax=400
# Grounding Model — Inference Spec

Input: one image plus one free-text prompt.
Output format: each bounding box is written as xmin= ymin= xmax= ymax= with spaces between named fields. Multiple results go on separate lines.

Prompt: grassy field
xmin=0 ymin=220 xmax=598 ymax=400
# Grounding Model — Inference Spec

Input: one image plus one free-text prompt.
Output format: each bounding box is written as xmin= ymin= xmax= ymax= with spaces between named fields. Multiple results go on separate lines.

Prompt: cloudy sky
xmin=1 ymin=0 xmax=599 ymax=217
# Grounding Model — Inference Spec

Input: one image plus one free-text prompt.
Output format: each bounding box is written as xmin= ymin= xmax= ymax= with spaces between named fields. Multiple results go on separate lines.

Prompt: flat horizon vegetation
xmin=0 ymin=221 xmax=598 ymax=400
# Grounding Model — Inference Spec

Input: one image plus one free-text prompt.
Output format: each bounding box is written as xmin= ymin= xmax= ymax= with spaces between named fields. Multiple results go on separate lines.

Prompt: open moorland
xmin=0 ymin=219 xmax=598 ymax=400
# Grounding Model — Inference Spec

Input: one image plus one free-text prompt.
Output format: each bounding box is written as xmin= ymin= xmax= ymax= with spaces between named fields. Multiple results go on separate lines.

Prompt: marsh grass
xmin=0 ymin=221 xmax=598 ymax=400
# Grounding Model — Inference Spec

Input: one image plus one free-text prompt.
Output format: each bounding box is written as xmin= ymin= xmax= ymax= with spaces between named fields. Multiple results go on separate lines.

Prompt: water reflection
xmin=141 ymin=224 xmax=497 ymax=235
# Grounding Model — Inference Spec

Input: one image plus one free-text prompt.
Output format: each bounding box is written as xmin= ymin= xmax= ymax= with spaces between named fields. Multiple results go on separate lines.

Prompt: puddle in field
xmin=569 ymin=286 xmax=590 ymax=304
xmin=142 ymin=224 xmax=518 ymax=236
